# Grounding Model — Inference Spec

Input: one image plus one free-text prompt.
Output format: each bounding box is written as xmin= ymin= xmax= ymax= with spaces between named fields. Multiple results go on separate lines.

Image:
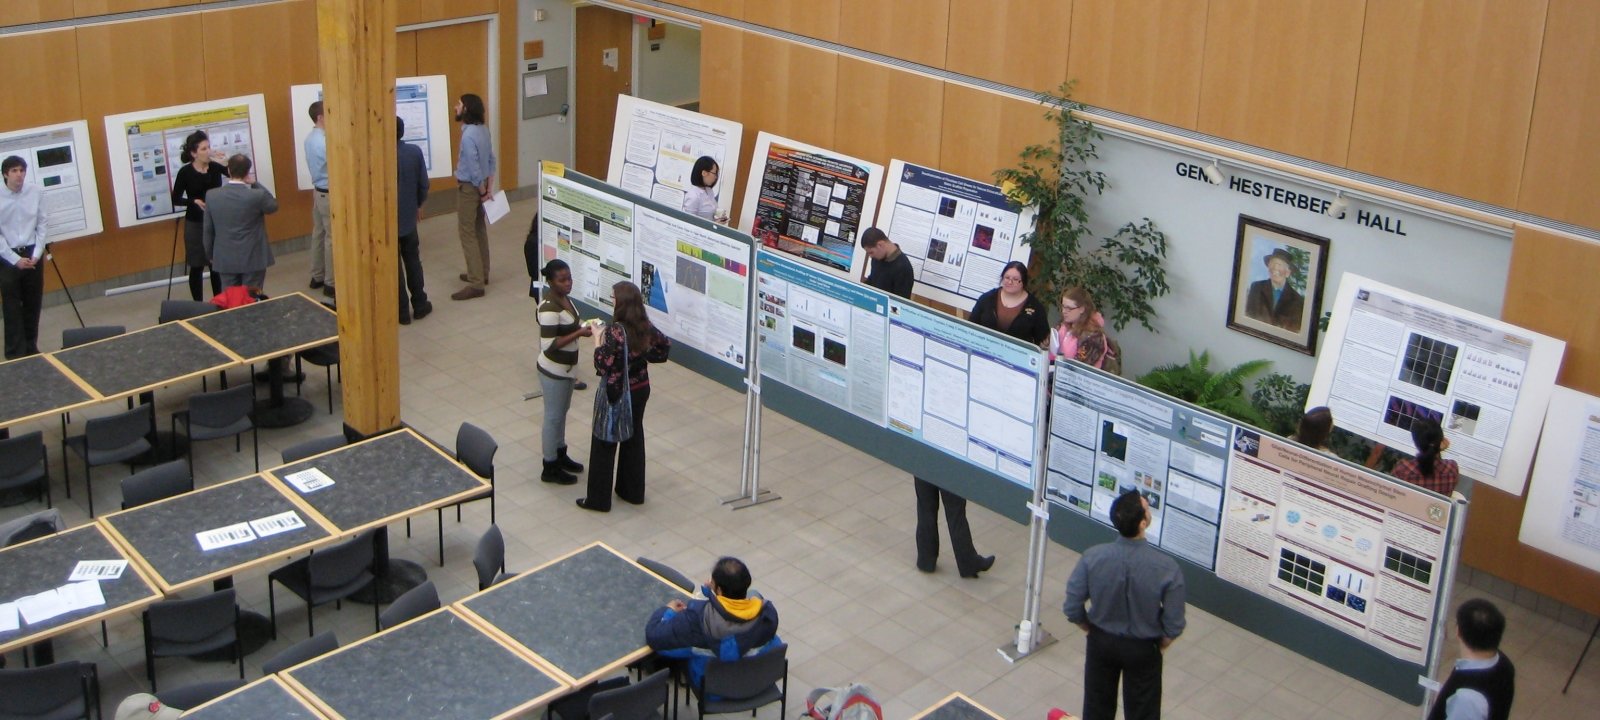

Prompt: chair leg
xmin=85 ymin=463 xmax=94 ymax=519
xmin=371 ymin=593 xmax=380 ymax=633
xmin=307 ymin=599 xmax=315 ymax=638
xmin=405 ymin=517 xmax=412 ymax=538
xmin=437 ymin=507 xmax=445 ymax=566
xmin=325 ymin=366 xmax=333 ymax=414
xmin=490 ymin=490 xmax=496 ymax=526
xmin=60 ymin=417 xmax=70 ymax=499
xmin=143 ymin=613 xmax=156 ymax=693
xmin=252 ymin=427 xmax=259 ymax=471
xmin=268 ymin=582 xmax=278 ymax=640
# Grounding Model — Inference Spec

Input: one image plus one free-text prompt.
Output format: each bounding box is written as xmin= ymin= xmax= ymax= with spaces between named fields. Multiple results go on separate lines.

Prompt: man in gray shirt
xmin=1064 ymin=489 xmax=1186 ymax=720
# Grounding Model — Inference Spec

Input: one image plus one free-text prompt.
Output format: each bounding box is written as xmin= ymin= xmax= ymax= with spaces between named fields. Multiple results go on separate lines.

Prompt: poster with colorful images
xmin=0 ymin=121 xmax=103 ymax=242
xmin=103 ymin=95 xmax=274 ymax=227
xmin=738 ymin=132 xmax=882 ymax=280
xmin=876 ymin=160 xmax=1033 ymax=307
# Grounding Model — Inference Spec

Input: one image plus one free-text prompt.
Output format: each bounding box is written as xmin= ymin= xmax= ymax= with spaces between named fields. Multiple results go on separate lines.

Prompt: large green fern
xmin=1136 ymin=350 xmax=1272 ymax=426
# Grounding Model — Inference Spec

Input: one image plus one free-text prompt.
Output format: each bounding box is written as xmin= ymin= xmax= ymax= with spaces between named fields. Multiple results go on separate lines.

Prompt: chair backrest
xmin=147 ymin=588 xmax=236 ymax=644
xmin=188 ymin=383 xmax=255 ymax=429
xmin=590 ymin=668 xmax=670 ymax=720
xmin=86 ymin=404 xmax=154 ymax=452
xmin=121 ymin=459 xmax=193 ymax=509
xmin=474 ymin=526 xmax=506 ymax=591
xmin=61 ymin=325 xmax=125 ymax=349
xmin=378 ymin=580 xmax=440 ymax=630
xmin=298 ymin=341 xmax=339 ymax=366
xmin=0 ymin=660 xmax=92 ymax=718
xmin=0 ymin=430 xmax=45 ymax=479
xmin=159 ymin=300 xmax=217 ymax=323
xmin=156 ymin=678 xmax=246 ymax=710
xmin=309 ymin=529 xmax=376 ymax=590
xmin=455 ymin=422 xmax=498 ymax=481
xmin=0 ymin=509 xmax=63 ymax=547
xmin=261 ymin=631 xmax=339 ymax=674
xmin=636 ymin=557 xmax=695 ymax=593
xmin=281 ymin=434 xmax=347 ymax=464
xmin=704 ymin=644 xmax=787 ymax=702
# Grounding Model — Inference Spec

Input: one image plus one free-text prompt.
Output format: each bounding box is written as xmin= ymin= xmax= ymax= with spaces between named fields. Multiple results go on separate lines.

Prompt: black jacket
xmin=969 ymin=288 xmax=1050 ymax=344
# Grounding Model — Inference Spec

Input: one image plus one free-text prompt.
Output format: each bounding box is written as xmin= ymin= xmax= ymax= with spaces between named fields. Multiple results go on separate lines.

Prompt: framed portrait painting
xmin=1226 ymin=215 xmax=1330 ymax=355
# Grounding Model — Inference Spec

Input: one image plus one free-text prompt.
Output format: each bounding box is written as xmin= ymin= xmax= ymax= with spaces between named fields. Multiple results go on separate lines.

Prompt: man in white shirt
xmin=0 ymin=156 xmax=47 ymax=359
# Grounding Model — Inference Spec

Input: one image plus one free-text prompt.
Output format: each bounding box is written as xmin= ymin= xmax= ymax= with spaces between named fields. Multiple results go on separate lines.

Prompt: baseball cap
xmin=114 ymin=694 xmax=183 ymax=720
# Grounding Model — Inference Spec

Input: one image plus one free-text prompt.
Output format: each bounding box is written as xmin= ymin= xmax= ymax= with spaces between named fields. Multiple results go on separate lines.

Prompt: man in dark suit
xmin=396 ymin=117 xmax=431 ymax=324
xmin=1244 ymin=247 xmax=1304 ymax=332
xmin=203 ymin=154 xmax=278 ymax=290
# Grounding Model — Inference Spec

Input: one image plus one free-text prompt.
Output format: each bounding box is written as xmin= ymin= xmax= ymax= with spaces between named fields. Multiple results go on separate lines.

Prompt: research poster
xmin=607 ymin=96 xmax=742 ymax=217
xmin=877 ymin=160 xmax=1032 ymax=307
xmin=103 ymin=95 xmax=274 ymax=228
xmin=287 ymin=76 xmax=453 ymax=190
xmin=756 ymin=250 xmax=889 ymax=426
xmin=1308 ymin=273 xmax=1565 ymax=495
xmin=1218 ymin=429 xmax=1453 ymax=663
xmin=539 ymin=173 xmax=634 ymax=308
xmin=738 ymin=133 xmax=882 ymax=280
xmin=886 ymin=299 xmax=1045 ymax=484
xmin=1518 ymin=387 xmax=1600 ymax=574
xmin=0 ymin=121 xmax=103 ymax=242
xmin=633 ymin=205 xmax=751 ymax=370
xmin=1045 ymin=360 xmax=1233 ymax=569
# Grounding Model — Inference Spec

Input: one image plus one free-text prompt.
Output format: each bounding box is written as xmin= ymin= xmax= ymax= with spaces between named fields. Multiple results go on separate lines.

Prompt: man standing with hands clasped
xmin=451 ymin=92 xmax=495 ymax=301
xmin=0 ymin=156 xmax=46 ymax=359
xmin=1064 ymin=489 xmax=1186 ymax=720
xmin=303 ymin=100 xmax=334 ymax=298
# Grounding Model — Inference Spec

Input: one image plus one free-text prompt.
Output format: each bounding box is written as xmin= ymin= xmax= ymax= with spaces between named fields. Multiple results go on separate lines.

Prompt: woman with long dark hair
xmin=969 ymin=261 xmax=1050 ymax=345
xmin=169 ymin=130 xmax=226 ymax=300
xmin=537 ymin=259 xmax=593 ymax=485
xmin=578 ymin=281 xmax=671 ymax=512
xmin=1392 ymin=417 xmax=1459 ymax=494
xmin=681 ymin=155 xmax=719 ymax=221
xmin=1292 ymin=406 xmax=1334 ymax=452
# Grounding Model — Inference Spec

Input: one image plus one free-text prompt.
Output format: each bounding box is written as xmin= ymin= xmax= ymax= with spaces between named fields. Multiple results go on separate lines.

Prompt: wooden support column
xmin=317 ymin=0 xmax=400 ymax=435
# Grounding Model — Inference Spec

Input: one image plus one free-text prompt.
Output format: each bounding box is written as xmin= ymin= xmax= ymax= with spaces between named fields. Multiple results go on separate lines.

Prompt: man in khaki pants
xmin=303 ymin=100 xmax=334 ymax=298
xmin=451 ymin=93 xmax=495 ymax=301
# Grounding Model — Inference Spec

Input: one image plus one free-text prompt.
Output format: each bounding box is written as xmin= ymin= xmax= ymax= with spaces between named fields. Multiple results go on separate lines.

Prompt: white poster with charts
xmin=1307 ymin=273 xmax=1565 ymax=495
xmin=288 ymin=76 xmax=454 ymax=189
xmin=103 ymin=95 xmax=275 ymax=228
xmin=0 ymin=121 xmax=104 ymax=242
xmin=607 ymin=96 xmax=742 ymax=218
xmin=1518 ymin=386 xmax=1600 ymax=574
xmin=876 ymin=160 xmax=1033 ymax=307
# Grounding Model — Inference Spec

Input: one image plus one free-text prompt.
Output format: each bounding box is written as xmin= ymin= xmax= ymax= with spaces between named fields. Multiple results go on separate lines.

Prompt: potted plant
xmin=1136 ymin=350 xmax=1272 ymax=426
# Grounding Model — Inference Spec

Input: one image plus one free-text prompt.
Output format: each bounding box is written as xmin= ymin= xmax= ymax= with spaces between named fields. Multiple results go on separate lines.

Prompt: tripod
xmin=44 ymin=242 xmax=84 ymax=329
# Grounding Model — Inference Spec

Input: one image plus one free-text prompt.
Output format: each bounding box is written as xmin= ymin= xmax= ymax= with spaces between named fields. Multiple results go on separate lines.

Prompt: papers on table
xmin=68 ymin=559 xmax=128 ymax=583
xmin=197 ymin=510 xmax=307 ymax=551
xmin=283 ymin=467 xmax=336 ymax=494
xmin=13 ymin=581 xmax=105 ymax=625
xmin=0 ymin=602 xmax=17 ymax=632
xmin=250 ymin=511 xmax=306 ymax=538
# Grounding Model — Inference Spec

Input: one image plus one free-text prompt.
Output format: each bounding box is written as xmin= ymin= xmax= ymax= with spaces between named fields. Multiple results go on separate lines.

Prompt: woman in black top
xmin=170 ymin=130 xmax=226 ymax=300
xmin=969 ymin=261 xmax=1050 ymax=344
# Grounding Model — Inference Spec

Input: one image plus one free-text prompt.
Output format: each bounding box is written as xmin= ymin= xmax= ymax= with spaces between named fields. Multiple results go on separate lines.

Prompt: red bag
xmin=210 ymin=285 xmax=256 ymax=309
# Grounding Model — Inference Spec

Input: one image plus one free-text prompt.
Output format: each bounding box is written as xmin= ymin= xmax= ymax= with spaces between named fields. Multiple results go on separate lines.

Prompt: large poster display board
xmin=103 ymin=95 xmax=274 ymax=228
xmin=606 ymin=96 xmax=742 ymax=218
xmin=738 ymin=133 xmax=882 ymax=280
xmin=1046 ymin=360 xmax=1234 ymax=570
xmin=1218 ymin=429 xmax=1455 ymax=663
xmin=0 ymin=121 xmax=103 ymax=242
xmin=1518 ymin=386 xmax=1600 ymax=574
xmin=756 ymin=250 xmax=889 ymax=426
xmin=877 ymin=160 xmax=1032 ymax=307
xmin=1308 ymin=273 xmax=1565 ymax=495
xmin=540 ymin=173 xmax=636 ymax=309
xmin=288 ymin=76 xmax=453 ymax=189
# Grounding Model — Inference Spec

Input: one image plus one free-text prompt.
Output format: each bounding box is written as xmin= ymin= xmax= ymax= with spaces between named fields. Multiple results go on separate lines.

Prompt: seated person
xmin=645 ymin=556 xmax=781 ymax=690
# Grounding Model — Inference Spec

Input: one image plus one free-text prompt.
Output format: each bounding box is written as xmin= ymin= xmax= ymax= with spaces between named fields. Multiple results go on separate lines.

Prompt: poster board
xmin=539 ymin=173 xmax=635 ymax=310
xmin=0 ymin=121 xmax=103 ymax=242
xmin=738 ymin=133 xmax=882 ymax=280
xmin=1518 ymin=386 xmax=1600 ymax=574
xmin=876 ymin=160 xmax=1033 ymax=307
xmin=1308 ymin=273 xmax=1566 ymax=495
xmin=288 ymin=75 xmax=453 ymax=190
xmin=606 ymin=96 xmax=741 ymax=218
xmin=102 ymin=95 xmax=275 ymax=228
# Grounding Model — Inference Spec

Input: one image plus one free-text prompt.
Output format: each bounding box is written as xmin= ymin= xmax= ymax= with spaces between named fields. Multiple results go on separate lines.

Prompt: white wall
xmin=635 ymin=22 xmax=701 ymax=108
xmin=515 ymin=0 xmax=576 ymax=187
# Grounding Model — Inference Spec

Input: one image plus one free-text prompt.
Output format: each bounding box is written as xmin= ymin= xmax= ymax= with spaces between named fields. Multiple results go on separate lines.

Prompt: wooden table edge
xmin=0 ymin=524 xmax=163 ymax=655
xmin=260 ymin=470 xmax=342 ymax=536
xmin=452 ymin=602 xmax=581 ymax=687
xmin=182 ymin=675 xmax=331 ymax=719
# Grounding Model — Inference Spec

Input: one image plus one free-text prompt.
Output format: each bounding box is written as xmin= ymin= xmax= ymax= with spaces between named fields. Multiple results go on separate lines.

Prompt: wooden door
xmin=575 ymin=5 xmax=635 ymax=177
xmin=415 ymin=21 xmax=490 ymax=194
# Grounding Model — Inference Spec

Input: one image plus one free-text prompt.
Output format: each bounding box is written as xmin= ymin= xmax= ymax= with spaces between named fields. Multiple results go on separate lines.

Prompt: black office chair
xmin=295 ymin=342 xmax=340 ymax=414
xmin=636 ymin=557 xmax=695 ymax=593
xmin=0 ymin=660 xmax=98 ymax=720
xmin=692 ymin=645 xmax=787 ymax=720
xmin=0 ymin=509 xmax=61 ymax=548
xmin=279 ymin=434 xmax=347 ymax=464
xmin=64 ymin=404 xmax=153 ymax=517
xmin=474 ymin=525 xmax=507 ymax=591
xmin=120 ymin=460 xmax=193 ymax=510
xmin=0 ymin=431 xmax=50 ymax=509
xmin=142 ymin=587 xmax=242 ymax=692
xmin=378 ymin=580 xmax=440 ymax=630
xmin=171 ymin=383 xmax=259 ymax=478
xmin=156 ymin=678 xmax=245 ymax=711
xmin=267 ymin=529 xmax=378 ymax=638
xmin=61 ymin=325 xmax=125 ymax=349
xmin=260 ymin=631 xmax=338 ymax=675
xmin=591 ymin=669 xmax=671 ymax=720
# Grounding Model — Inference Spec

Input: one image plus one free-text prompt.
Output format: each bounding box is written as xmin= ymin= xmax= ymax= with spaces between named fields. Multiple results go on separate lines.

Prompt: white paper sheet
xmin=16 ymin=589 xmax=67 ymax=625
xmin=196 ymin=523 xmax=257 ymax=552
xmin=249 ymin=511 xmax=306 ymax=538
xmin=68 ymin=560 xmax=128 ymax=583
xmin=56 ymin=581 xmax=104 ymax=613
xmin=0 ymin=602 xmax=19 ymax=632
xmin=483 ymin=190 xmax=511 ymax=224
xmin=283 ymin=468 xmax=335 ymax=494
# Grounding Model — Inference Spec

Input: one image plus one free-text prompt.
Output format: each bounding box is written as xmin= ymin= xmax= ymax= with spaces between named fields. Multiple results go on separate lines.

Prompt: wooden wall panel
xmin=743 ymin=0 xmax=840 ymax=43
xmin=838 ymin=0 xmax=949 ymax=69
xmin=1197 ymin=0 xmax=1365 ymax=166
xmin=414 ymin=21 xmax=490 ymax=193
xmin=1066 ymin=0 xmax=1207 ymax=128
xmin=945 ymin=0 xmax=1072 ymax=93
xmin=396 ymin=0 xmax=497 ymax=27
xmin=1460 ymin=225 xmax=1600 ymax=615
xmin=664 ymin=0 xmax=742 ymax=18
xmin=0 ymin=1 xmax=73 ymax=25
xmin=937 ymin=84 xmax=1054 ymax=189
xmin=73 ymin=0 xmax=191 ymax=16
xmin=831 ymin=58 xmax=943 ymax=172
xmin=395 ymin=30 xmax=418 ymax=77
xmin=0 ymin=31 xmax=83 ymax=131
xmin=1517 ymin=0 xmax=1600 ymax=231
xmin=732 ymin=33 xmax=839 ymax=149
xmin=697 ymin=23 xmax=747 ymax=223
xmin=203 ymin=0 xmax=320 ymax=247
xmin=1347 ymin=0 xmax=1547 ymax=208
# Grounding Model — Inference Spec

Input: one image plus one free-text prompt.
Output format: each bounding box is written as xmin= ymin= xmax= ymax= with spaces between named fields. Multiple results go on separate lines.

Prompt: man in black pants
xmin=0 ymin=156 xmax=47 ymax=360
xmin=1064 ymin=490 xmax=1186 ymax=720
xmin=396 ymin=117 xmax=432 ymax=324
xmin=1429 ymin=598 xmax=1514 ymax=720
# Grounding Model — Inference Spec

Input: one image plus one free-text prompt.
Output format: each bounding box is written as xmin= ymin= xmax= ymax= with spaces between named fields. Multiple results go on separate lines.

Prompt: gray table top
xmin=0 ymin=355 xmax=95 ymax=427
xmin=271 ymin=430 xmax=488 ymax=532
xmin=914 ymin=694 xmax=1006 ymax=720
xmin=0 ymin=524 xmax=159 ymax=653
xmin=285 ymin=608 xmax=566 ymax=720
xmin=51 ymin=322 xmax=232 ymax=398
xmin=184 ymin=293 xmax=337 ymax=363
xmin=101 ymin=475 xmax=332 ymax=593
xmin=458 ymin=543 xmax=687 ymax=685
xmin=182 ymin=677 xmax=325 ymax=720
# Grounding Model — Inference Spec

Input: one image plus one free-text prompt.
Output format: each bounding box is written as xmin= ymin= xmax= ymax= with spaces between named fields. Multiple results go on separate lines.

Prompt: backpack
xmin=803 ymin=683 xmax=883 ymax=720
xmin=1101 ymin=334 xmax=1123 ymax=376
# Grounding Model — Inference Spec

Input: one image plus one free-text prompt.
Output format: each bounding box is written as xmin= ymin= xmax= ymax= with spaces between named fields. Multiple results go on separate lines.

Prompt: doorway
xmin=574 ymin=5 xmax=634 ymax=177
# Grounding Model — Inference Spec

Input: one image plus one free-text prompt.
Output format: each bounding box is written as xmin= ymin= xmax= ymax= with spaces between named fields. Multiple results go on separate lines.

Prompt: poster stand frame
xmin=999 ymin=372 xmax=1056 ymax=662
xmin=1418 ymin=496 xmax=1470 ymax=716
xmin=724 ymin=249 xmax=777 ymax=509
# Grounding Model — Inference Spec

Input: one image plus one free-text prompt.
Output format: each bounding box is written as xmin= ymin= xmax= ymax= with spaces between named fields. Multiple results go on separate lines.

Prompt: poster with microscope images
xmin=539 ymin=173 xmax=634 ymax=308
xmin=755 ymin=250 xmax=889 ymax=426
xmin=103 ymin=95 xmax=274 ymax=228
xmin=0 ymin=121 xmax=103 ymax=242
xmin=1045 ymin=359 xmax=1233 ymax=570
xmin=1218 ymin=429 xmax=1455 ymax=663
xmin=738 ymin=132 xmax=882 ymax=280
xmin=876 ymin=160 xmax=1033 ymax=307
xmin=1307 ymin=273 xmax=1565 ymax=495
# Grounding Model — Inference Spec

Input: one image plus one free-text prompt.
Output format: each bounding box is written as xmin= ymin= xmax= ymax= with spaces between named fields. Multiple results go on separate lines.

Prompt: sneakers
xmin=451 ymin=286 xmax=485 ymax=301
xmin=541 ymin=460 xmax=577 ymax=485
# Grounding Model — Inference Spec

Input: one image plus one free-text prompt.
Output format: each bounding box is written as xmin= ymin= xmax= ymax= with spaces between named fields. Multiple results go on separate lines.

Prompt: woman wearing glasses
xmin=1049 ymin=286 xmax=1112 ymax=369
xmin=968 ymin=261 xmax=1050 ymax=345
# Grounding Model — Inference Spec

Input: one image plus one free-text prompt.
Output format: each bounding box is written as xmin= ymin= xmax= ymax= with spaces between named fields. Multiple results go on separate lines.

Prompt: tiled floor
xmin=5 ymin=200 xmax=1598 ymax=719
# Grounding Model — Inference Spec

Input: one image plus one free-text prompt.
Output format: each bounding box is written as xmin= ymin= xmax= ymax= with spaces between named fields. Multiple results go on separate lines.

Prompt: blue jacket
xmin=645 ymin=591 xmax=781 ymax=690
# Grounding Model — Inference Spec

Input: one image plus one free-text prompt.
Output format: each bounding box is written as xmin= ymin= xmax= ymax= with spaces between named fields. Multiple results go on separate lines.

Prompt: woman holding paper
xmin=682 ymin=156 xmax=720 ymax=221
xmin=578 ymin=281 xmax=671 ymax=512
xmin=1048 ymin=286 xmax=1113 ymax=369
xmin=1392 ymin=417 xmax=1459 ymax=495
xmin=969 ymin=261 xmax=1050 ymax=345
xmin=537 ymin=259 xmax=593 ymax=485
xmin=170 ymin=130 xmax=226 ymax=301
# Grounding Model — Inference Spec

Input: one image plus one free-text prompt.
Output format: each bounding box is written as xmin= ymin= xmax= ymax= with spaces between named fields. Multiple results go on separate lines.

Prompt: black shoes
xmin=413 ymin=302 xmax=433 ymax=320
xmin=309 ymin=279 xmax=324 ymax=290
xmin=541 ymin=460 xmax=577 ymax=485
xmin=575 ymin=498 xmax=608 ymax=512
xmin=556 ymin=447 xmax=583 ymax=473
xmin=960 ymin=555 xmax=997 ymax=579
